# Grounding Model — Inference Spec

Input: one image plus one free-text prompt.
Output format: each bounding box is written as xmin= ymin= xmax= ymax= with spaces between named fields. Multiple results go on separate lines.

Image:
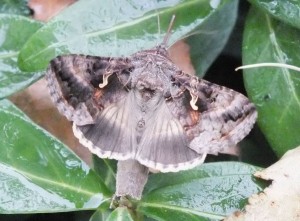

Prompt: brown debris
xmin=225 ymin=146 xmax=300 ymax=221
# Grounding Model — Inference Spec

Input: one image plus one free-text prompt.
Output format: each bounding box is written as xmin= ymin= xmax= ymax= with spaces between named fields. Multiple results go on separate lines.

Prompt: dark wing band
xmin=171 ymin=73 xmax=257 ymax=155
xmin=46 ymin=55 xmax=133 ymax=125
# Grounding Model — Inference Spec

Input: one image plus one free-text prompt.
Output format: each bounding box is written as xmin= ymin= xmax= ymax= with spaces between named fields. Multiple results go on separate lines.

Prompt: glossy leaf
xmin=0 ymin=99 xmax=29 ymax=118
xmin=106 ymin=207 xmax=134 ymax=221
xmin=139 ymin=162 xmax=264 ymax=221
xmin=249 ymin=0 xmax=300 ymax=29
xmin=0 ymin=100 xmax=110 ymax=213
xmin=89 ymin=203 xmax=112 ymax=221
xmin=93 ymin=156 xmax=117 ymax=195
xmin=18 ymin=0 xmax=237 ymax=77
xmin=0 ymin=14 xmax=43 ymax=99
xmin=243 ymin=7 xmax=300 ymax=156
xmin=0 ymin=0 xmax=30 ymax=16
xmin=187 ymin=0 xmax=238 ymax=76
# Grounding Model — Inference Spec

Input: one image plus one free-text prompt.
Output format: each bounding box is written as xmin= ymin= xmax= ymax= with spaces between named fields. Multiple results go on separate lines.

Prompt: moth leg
xmin=189 ymin=91 xmax=199 ymax=111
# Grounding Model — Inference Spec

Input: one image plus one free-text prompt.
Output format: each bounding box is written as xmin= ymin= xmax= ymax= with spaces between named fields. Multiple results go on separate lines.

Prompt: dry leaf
xmin=28 ymin=0 xmax=76 ymax=21
xmin=168 ymin=40 xmax=196 ymax=75
xmin=225 ymin=146 xmax=300 ymax=221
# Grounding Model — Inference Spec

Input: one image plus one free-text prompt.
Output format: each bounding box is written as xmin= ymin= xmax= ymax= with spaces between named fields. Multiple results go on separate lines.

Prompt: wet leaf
xmin=0 ymin=99 xmax=29 ymax=118
xmin=0 ymin=0 xmax=30 ymax=16
xmin=106 ymin=207 xmax=134 ymax=221
xmin=89 ymin=203 xmax=111 ymax=221
xmin=187 ymin=0 xmax=238 ymax=76
xmin=18 ymin=0 xmax=237 ymax=78
xmin=225 ymin=146 xmax=300 ymax=221
xmin=0 ymin=14 xmax=43 ymax=99
xmin=93 ymin=156 xmax=117 ymax=195
xmin=0 ymin=100 xmax=110 ymax=213
xmin=243 ymin=7 xmax=300 ymax=156
xmin=139 ymin=162 xmax=265 ymax=221
xmin=249 ymin=0 xmax=300 ymax=29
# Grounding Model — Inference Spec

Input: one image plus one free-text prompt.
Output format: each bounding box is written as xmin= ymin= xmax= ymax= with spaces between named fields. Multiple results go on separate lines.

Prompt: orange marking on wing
xmin=189 ymin=109 xmax=200 ymax=126
xmin=93 ymin=89 xmax=104 ymax=100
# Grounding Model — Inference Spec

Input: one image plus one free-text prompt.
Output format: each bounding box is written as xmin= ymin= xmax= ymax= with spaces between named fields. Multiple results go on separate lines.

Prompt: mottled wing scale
xmin=46 ymin=55 xmax=132 ymax=125
xmin=171 ymin=73 xmax=257 ymax=155
xmin=135 ymin=74 xmax=256 ymax=172
xmin=46 ymin=54 xmax=139 ymax=159
xmin=46 ymin=53 xmax=256 ymax=173
xmin=190 ymin=80 xmax=257 ymax=155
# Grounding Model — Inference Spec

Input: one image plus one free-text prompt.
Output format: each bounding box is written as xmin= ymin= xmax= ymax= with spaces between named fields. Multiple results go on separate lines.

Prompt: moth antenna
xmin=162 ymin=15 xmax=176 ymax=47
xmin=157 ymin=13 xmax=161 ymax=43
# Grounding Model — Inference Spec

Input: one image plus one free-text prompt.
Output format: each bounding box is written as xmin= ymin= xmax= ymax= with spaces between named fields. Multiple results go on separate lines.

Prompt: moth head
xmin=152 ymin=45 xmax=168 ymax=57
xmin=152 ymin=15 xmax=176 ymax=57
xmin=134 ymin=15 xmax=176 ymax=58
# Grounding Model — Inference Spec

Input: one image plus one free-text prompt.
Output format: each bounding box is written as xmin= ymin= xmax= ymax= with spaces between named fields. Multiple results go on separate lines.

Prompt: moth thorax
xmin=132 ymin=69 xmax=163 ymax=88
xmin=131 ymin=79 xmax=162 ymax=108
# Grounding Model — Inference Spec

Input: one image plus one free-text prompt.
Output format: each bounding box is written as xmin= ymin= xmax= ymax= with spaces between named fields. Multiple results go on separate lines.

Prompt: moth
xmin=46 ymin=16 xmax=257 ymax=203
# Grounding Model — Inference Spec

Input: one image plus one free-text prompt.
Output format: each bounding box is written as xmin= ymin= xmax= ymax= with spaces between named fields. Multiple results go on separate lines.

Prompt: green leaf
xmin=89 ymin=203 xmax=112 ymax=221
xmin=0 ymin=0 xmax=30 ymax=16
xmin=0 ymin=99 xmax=29 ymax=118
xmin=0 ymin=14 xmax=43 ymax=99
xmin=0 ymin=100 xmax=110 ymax=213
xmin=18 ymin=0 xmax=237 ymax=76
xmin=248 ymin=0 xmax=300 ymax=29
xmin=106 ymin=207 xmax=134 ymax=221
xmin=188 ymin=0 xmax=238 ymax=76
xmin=139 ymin=162 xmax=264 ymax=221
xmin=93 ymin=156 xmax=117 ymax=195
xmin=243 ymin=7 xmax=300 ymax=156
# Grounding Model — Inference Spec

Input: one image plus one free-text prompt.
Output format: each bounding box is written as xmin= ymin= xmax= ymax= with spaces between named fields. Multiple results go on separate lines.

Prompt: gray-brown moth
xmin=45 ymin=16 xmax=257 ymax=202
